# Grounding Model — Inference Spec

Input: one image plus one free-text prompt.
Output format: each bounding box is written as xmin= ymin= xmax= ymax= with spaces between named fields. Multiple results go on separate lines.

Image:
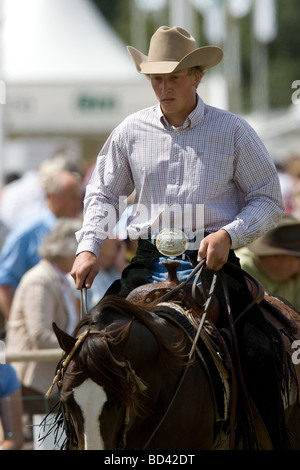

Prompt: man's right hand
xmin=71 ymin=251 xmax=100 ymax=289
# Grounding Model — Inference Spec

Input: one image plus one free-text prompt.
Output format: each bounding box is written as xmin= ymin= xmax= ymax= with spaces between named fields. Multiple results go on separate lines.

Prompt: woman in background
xmin=5 ymin=218 xmax=81 ymax=421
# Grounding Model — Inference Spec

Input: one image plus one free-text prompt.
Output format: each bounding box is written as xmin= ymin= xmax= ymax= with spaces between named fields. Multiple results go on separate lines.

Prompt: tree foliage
xmin=269 ymin=0 xmax=300 ymax=107
xmin=91 ymin=0 xmax=300 ymax=110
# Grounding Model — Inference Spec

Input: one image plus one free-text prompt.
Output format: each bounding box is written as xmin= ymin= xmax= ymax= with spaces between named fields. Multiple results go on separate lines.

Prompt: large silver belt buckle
xmin=155 ymin=228 xmax=189 ymax=257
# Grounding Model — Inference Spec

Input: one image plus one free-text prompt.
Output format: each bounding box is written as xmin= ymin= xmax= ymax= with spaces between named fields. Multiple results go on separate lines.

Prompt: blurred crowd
xmin=0 ymin=152 xmax=137 ymax=449
xmin=276 ymin=154 xmax=300 ymax=218
xmin=1 ymin=150 xmax=300 ymax=450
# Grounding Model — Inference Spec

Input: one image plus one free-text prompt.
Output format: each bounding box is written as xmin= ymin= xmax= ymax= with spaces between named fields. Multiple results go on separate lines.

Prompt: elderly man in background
xmin=0 ymin=163 xmax=83 ymax=324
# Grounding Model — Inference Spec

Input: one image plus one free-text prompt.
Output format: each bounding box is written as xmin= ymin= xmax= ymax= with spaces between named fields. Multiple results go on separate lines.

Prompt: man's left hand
xmin=197 ymin=229 xmax=232 ymax=271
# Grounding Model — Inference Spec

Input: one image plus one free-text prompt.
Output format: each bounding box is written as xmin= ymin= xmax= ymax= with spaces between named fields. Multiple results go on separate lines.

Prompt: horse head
xmin=50 ymin=296 xmax=191 ymax=450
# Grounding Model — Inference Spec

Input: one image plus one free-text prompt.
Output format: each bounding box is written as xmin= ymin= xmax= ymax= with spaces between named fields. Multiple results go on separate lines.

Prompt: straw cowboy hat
xmin=127 ymin=25 xmax=223 ymax=74
xmin=248 ymin=215 xmax=300 ymax=257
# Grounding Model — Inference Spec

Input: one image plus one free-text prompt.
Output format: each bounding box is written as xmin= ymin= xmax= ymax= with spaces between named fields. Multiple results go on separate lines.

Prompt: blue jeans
xmin=148 ymin=253 xmax=201 ymax=284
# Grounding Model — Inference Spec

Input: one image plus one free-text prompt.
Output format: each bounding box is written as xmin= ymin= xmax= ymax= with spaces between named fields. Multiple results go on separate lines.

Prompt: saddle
xmin=126 ymin=260 xmax=221 ymax=323
xmin=126 ymin=260 xmax=265 ymax=325
xmin=126 ymin=260 xmax=300 ymax=448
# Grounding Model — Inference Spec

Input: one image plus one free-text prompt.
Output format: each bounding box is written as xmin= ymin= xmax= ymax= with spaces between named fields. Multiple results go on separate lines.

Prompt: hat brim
xmin=248 ymin=238 xmax=300 ymax=258
xmin=127 ymin=45 xmax=223 ymax=74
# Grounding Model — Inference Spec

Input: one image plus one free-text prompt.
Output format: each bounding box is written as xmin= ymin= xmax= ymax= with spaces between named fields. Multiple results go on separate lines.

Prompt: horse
xmin=46 ymin=261 xmax=300 ymax=450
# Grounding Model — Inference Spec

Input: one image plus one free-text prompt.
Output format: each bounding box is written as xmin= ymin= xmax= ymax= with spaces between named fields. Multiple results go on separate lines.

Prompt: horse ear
xmin=53 ymin=322 xmax=76 ymax=355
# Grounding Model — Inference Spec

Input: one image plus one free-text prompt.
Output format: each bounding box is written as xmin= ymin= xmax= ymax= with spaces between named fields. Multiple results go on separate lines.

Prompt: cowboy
xmin=237 ymin=214 xmax=300 ymax=311
xmin=71 ymin=26 xmax=287 ymax=448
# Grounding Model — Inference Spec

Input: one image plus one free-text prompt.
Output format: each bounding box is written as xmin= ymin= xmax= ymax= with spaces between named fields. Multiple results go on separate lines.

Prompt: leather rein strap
xmin=79 ymin=261 xmax=270 ymax=450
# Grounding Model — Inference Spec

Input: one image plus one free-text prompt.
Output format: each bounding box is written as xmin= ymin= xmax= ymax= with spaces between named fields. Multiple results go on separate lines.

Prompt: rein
xmin=45 ymin=329 xmax=89 ymax=398
xmin=142 ymin=260 xmax=218 ymax=449
xmin=141 ymin=261 xmax=265 ymax=450
xmin=52 ymin=259 xmax=266 ymax=450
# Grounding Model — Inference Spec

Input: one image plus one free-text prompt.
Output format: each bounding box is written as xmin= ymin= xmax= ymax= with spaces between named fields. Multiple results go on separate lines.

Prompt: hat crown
xmin=127 ymin=25 xmax=223 ymax=74
xmin=265 ymin=224 xmax=300 ymax=249
xmin=248 ymin=215 xmax=300 ymax=257
xmin=147 ymin=26 xmax=197 ymax=63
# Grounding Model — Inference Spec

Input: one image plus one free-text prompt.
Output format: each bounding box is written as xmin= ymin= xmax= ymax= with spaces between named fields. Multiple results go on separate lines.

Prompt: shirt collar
xmin=157 ymin=94 xmax=205 ymax=130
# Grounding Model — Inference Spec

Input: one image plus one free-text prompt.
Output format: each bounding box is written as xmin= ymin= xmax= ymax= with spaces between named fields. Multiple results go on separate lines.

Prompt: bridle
xmin=47 ymin=259 xmax=264 ymax=450
xmin=45 ymin=329 xmax=90 ymax=399
xmin=46 ymin=321 xmax=147 ymax=450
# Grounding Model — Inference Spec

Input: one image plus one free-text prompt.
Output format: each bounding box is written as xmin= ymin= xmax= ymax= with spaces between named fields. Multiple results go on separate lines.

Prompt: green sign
xmin=77 ymin=95 xmax=116 ymax=111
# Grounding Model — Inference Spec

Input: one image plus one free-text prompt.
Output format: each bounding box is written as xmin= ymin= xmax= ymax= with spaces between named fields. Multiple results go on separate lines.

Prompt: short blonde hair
xmin=188 ymin=66 xmax=205 ymax=88
xmin=146 ymin=66 xmax=205 ymax=88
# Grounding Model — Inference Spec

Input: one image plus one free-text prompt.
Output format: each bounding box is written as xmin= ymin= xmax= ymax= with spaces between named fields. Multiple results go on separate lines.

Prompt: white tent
xmin=3 ymin=0 xmax=137 ymax=83
xmin=2 ymin=0 xmax=155 ymax=135
xmin=0 ymin=0 xmax=224 ymax=176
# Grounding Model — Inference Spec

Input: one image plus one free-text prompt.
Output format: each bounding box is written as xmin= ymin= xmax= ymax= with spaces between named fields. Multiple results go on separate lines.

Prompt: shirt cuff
xmin=221 ymin=222 xmax=243 ymax=250
xmin=76 ymin=239 xmax=102 ymax=258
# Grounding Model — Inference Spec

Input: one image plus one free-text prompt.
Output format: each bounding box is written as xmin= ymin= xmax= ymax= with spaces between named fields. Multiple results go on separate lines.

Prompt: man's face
xmin=150 ymin=69 xmax=200 ymax=126
xmin=269 ymin=254 xmax=300 ymax=281
xmin=50 ymin=173 xmax=83 ymax=218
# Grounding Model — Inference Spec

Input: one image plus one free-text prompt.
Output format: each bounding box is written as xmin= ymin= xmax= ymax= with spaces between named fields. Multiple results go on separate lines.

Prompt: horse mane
xmin=65 ymin=295 xmax=188 ymax=416
xmin=94 ymin=295 xmax=188 ymax=359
